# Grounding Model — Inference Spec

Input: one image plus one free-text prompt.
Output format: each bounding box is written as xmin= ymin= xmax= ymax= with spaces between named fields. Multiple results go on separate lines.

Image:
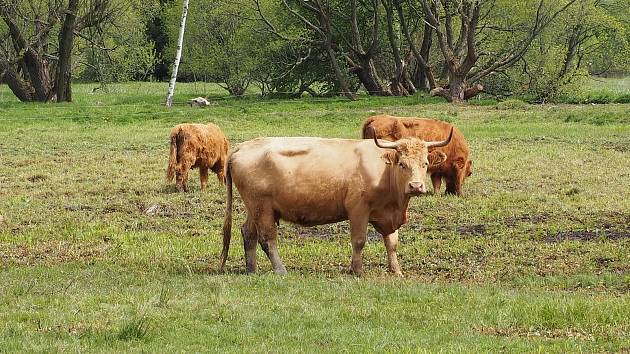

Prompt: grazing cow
xmin=362 ymin=115 xmax=472 ymax=196
xmin=220 ymin=129 xmax=452 ymax=276
xmin=165 ymin=123 xmax=229 ymax=192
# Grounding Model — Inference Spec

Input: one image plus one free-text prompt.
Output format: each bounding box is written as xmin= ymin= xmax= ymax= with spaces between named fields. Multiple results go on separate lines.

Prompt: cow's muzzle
xmin=407 ymin=181 xmax=427 ymax=195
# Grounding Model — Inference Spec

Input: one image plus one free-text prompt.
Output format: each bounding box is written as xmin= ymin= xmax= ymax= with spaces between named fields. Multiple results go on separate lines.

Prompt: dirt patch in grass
xmin=546 ymin=228 xmax=630 ymax=242
xmin=600 ymin=140 xmax=630 ymax=153
xmin=27 ymin=174 xmax=48 ymax=182
xmin=457 ymin=224 xmax=486 ymax=236
xmin=64 ymin=204 xmax=94 ymax=211
xmin=0 ymin=240 xmax=110 ymax=265
xmin=477 ymin=326 xmax=596 ymax=341
xmin=504 ymin=213 xmax=551 ymax=227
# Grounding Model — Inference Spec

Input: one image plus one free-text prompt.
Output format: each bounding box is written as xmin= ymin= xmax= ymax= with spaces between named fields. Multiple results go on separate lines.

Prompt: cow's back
xmin=365 ymin=115 xmax=470 ymax=176
xmin=229 ymin=137 xmax=386 ymax=226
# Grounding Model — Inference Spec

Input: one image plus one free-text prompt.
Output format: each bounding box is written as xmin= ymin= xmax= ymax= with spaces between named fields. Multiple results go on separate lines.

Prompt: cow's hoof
xmin=274 ymin=266 xmax=288 ymax=275
xmin=390 ymin=270 xmax=404 ymax=277
xmin=350 ymin=268 xmax=364 ymax=277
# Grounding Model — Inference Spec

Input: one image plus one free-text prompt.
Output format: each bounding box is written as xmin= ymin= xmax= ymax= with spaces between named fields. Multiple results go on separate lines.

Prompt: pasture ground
xmin=0 ymin=82 xmax=629 ymax=352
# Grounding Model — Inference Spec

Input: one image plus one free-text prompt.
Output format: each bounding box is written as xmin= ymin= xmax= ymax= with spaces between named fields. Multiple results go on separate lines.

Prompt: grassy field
xmin=0 ymin=82 xmax=629 ymax=352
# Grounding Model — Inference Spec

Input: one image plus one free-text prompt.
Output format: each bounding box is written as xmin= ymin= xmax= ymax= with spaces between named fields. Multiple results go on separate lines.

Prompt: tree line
xmin=1 ymin=0 xmax=629 ymax=103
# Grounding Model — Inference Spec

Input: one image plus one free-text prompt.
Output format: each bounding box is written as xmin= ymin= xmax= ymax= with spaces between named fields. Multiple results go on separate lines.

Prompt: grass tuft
xmin=116 ymin=315 xmax=149 ymax=341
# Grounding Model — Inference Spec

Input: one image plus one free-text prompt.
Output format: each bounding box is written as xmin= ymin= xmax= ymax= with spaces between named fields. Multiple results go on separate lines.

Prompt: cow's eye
xmin=398 ymin=162 xmax=406 ymax=169
xmin=422 ymin=162 xmax=428 ymax=168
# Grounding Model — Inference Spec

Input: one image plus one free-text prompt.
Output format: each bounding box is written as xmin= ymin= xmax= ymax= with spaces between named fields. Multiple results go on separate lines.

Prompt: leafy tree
xmin=486 ymin=0 xmax=630 ymax=101
xmin=77 ymin=0 xmax=159 ymax=84
xmin=164 ymin=0 xmax=261 ymax=96
xmin=0 ymin=0 xmax=157 ymax=102
xmin=0 ymin=0 xmax=120 ymax=101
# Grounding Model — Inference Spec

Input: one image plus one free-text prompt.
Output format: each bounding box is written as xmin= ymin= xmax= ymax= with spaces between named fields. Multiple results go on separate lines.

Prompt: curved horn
xmin=426 ymin=127 xmax=453 ymax=148
xmin=371 ymin=127 xmax=398 ymax=149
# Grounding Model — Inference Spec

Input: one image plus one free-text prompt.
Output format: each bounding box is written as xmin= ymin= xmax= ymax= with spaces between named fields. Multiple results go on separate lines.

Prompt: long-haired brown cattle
xmin=166 ymin=123 xmax=229 ymax=192
xmin=362 ymin=115 xmax=472 ymax=196
xmin=220 ymin=130 xmax=452 ymax=276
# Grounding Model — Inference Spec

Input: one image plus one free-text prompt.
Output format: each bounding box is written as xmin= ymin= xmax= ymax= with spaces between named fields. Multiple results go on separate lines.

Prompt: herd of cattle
xmin=165 ymin=114 xmax=473 ymax=276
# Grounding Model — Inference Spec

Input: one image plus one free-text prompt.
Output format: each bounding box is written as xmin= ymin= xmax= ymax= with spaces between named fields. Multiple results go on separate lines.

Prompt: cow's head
xmin=465 ymin=160 xmax=473 ymax=177
xmin=374 ymin=127 xmax=452 ymax=196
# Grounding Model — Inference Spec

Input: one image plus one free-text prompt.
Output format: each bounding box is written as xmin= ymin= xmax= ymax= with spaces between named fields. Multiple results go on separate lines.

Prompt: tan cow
xmin=165 ymin=123 xmax=229 ymax=192
xmin=362 ymin=115 xmax=472 ymax=196
xmin=220 ymin=130 xmax=452 ymax=276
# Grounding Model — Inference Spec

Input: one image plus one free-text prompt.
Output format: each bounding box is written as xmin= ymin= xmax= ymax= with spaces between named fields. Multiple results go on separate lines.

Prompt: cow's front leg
xmin=349 ymin=213 xmax=369 ymax=276
xmin=431 ymin=173 xmax=442 ymax=195
xmin=383 ymin=230 xmax=403 ymax=276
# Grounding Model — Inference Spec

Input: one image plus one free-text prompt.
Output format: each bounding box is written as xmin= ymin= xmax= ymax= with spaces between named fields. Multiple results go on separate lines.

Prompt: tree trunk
xmin=22 ymin=49 xmax=53 ymax=101
xmin=348 ymin=56 xmax=391 ymax=96
xmin=0 ymin=62 xmax=35 ymax=101
xmin=383 ymin=0 xmax=412 ymax=96
xmin=325 ymin=45 xmax=356 ymax=100
xmin=165 ymin=0 xmax=190 ymax=107
xmin=414 ymin=23 xmax=433 ymax=91
xmin=431 ymin=81 xmax=483 ymax=102
xmin=55 ymin=0 xmax=79 ymax=102
xmin=394 ymin=0 xmax=437 ymax=89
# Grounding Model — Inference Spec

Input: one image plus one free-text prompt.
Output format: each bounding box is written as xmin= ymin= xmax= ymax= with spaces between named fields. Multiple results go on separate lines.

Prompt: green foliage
xmin=495 ymin=98 xmax=529 ymax=110
xmin=163 ymin=0 xmax=261 ymax=95
xmin=486 ymin=0 xmax=630 ymax=102
xmin=74 ymin=0 xmax=159 ymax=83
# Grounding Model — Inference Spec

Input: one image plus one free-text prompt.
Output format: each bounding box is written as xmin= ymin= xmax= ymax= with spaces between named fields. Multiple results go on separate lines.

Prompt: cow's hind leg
xmin=349 ymin=212 xmax=369 ymax=276
xmin=255 ymin=208 xmax=287 ymax=274
xmin=241 ymin=217 xmax=258 ymax=273
xmin=383 ymin=231 xmax=403 ymax=276
xmin=199 ymin=164 xmax=209 ymax=190
xmin=176 ymin=158 xmax=194 ymax=192
xmin=262 ymin=238 xmax=287 ymax=275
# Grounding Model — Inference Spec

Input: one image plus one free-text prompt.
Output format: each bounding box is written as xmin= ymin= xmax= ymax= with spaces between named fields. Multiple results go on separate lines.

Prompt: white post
xmin=165 ymin=0 xmax=190 ymax=107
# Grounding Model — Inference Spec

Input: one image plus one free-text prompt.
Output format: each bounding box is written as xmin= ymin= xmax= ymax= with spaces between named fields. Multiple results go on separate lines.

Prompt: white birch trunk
xmin=165 ymin=0 xmax=190 ymax=107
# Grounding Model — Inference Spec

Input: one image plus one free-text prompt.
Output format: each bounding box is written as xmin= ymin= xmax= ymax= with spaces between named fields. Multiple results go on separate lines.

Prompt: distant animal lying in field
xmin=220 ymin=130 xmax=452 ymax=276
xmin=362 ymin=114 xmax=472 ymax=196
xmin=189 ymin=97 xmax=210 ymax=107
xmin=166 ymin=123 xmax=229 ymax=192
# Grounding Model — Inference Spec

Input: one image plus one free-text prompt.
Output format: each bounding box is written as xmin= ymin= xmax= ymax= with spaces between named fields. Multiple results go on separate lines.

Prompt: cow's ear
xmin=381 ymin=151 xmax=398 ymax=165
xmin=428 ymin=151 xmax=447 ymax=166
xmin=391 ymin=120 xmax=405 ymax=140
xmin=454 ymin=157 xmax=466 ymax=170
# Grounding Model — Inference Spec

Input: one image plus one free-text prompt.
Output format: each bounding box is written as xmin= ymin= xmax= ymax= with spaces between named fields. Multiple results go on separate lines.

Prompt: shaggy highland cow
xmin=166 ymin=123 xmax=229 ymax=192
xmin=362 ymin=115 xmax=472 ymax=196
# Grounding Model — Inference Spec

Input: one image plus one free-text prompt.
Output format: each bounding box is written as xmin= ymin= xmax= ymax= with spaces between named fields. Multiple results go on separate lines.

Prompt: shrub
xmin=496 ymin=98 xmax=529 ymax=110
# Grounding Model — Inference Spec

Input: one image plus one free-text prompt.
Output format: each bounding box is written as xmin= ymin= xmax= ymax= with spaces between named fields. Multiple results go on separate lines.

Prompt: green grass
xmin=1 ymin=82 xmax=629 ymax=352
xmin=557 ymin=76 xmax=630 ymax=104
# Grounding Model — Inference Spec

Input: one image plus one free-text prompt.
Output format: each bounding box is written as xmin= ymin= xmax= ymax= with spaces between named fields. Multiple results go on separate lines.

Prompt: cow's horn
xmin=426 ymin=127 xmax=453 ymax=148
xmin=371 ymin=127 xmax=398 ymax=150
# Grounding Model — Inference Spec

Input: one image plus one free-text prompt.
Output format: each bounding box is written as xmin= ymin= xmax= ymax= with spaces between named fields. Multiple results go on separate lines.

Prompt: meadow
xmin=0 ymin=82 xmax=629 ymax=352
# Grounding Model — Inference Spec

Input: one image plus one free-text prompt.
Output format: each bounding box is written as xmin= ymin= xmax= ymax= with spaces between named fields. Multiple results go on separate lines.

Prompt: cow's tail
xmin=361 ymin=116 xmax=377 ymax=139
xmin=165 ymin=128 xmax=179 ymax=182
xmin=219 ymin=156 xmax=233 ymax=272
